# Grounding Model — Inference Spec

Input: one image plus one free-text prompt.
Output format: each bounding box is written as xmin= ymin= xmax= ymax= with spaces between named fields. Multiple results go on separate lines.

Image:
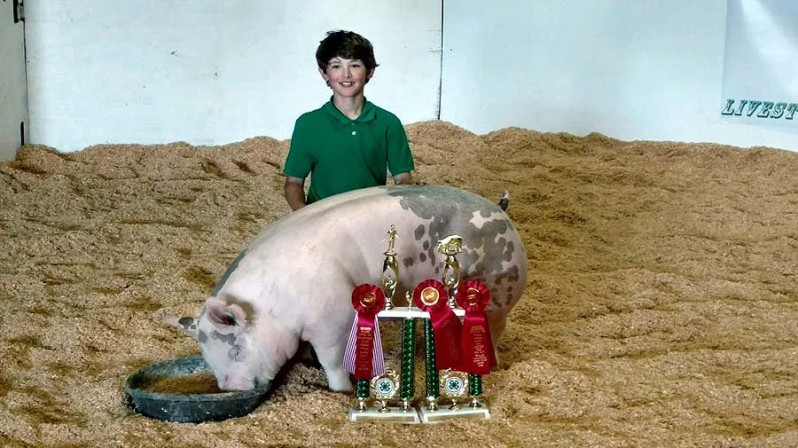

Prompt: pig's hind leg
xmin=294 ymin=341 xmax=321 ymax=367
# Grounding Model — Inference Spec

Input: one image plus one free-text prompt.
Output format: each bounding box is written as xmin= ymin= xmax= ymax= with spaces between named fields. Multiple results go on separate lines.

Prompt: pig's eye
xmin=229 ymin=345 xmax=242 ymax=361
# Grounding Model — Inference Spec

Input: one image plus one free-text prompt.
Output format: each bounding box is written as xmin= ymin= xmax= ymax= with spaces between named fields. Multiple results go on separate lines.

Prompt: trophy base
xmin=348 ymin=406 xmax=422 ymax=424
xmin=418 ymin=402 xmax=491 ymax=424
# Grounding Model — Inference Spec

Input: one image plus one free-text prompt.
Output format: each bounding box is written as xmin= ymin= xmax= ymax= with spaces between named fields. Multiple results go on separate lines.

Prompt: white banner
xmin=721 ymin=0 xmax=798 ymax=132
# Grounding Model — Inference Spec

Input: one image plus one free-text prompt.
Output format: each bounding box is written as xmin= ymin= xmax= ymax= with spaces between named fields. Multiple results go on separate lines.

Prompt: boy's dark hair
xmin=316 ymin=30 xmax=378 ymax=72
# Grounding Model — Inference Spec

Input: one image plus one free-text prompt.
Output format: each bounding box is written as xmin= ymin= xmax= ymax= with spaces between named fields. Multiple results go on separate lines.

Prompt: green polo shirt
xmin=283 ymin=99 xmax=415 ymax=204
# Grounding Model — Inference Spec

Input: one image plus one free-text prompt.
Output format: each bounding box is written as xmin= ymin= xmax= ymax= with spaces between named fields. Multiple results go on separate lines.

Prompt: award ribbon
xmin=455 ymin=280 xmax=496 ymax=374
xmin=344 ymin=284 xmax=386 ymax=380
xmin=413 ymin=279 xmax=462 ymax=370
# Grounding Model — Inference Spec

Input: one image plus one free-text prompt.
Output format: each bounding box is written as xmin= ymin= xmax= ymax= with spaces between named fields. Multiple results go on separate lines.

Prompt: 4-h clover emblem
xmin=370 ymin=370 xmax=399 ymax=400
xmin=440 ymin=370 xmax=469 ymax=399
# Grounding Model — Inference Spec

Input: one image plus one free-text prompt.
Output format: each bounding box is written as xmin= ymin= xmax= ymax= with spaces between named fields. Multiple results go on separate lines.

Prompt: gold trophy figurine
xmin=436 ymin=235 xmax=463 ymax=308
xmin=380 ymin=225 xmax=400 ymax=310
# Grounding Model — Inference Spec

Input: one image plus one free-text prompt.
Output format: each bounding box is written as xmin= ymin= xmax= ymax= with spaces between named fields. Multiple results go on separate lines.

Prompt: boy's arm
xmin=385 ymin=115 xmax=415 ymax=185
xmin=393 ymin=172 xmax=413 ymax=185
xmin=284 ymin=176 xmax=307 ymax=211
xmin=284 ymin=114 xmax=314 ymax=211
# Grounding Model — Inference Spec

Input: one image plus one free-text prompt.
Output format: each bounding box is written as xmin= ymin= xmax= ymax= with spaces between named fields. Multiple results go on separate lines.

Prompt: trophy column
xmin=400 ymin=315 xmax=416 ymax=412
xmin=423 ymin=318 xmax=439 ymax=411
xmin=469 ymin=374 xmax=483 ymax=408
xmin=348 ymin=226 xmax=420 ymax=424
xmin=417 ymin=235 xmax=491 ymax=423
xmin=355 ymin=379 xmax=369 ymax=411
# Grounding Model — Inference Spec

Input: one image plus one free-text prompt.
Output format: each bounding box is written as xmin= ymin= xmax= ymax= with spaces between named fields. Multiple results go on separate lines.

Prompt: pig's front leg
xmin=307 ymin=314 xmax=354 ymax=392
xmin=311 ymin=335 xmax=353 ymax=392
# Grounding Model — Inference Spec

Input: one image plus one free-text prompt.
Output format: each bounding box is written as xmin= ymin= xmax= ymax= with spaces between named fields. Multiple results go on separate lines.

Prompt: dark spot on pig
xmin=402 ymin=257 xmax=415 ymax=268
xmin=220 ymin=294 xmax=257 ymax=324
xmin=197 ymin=330 xmax=208 ymax=344
xmin=388 ymin=186 xmax=519 ymax=279
xmin=211 ymin=250 xmax=249 ymax=296
xmin=414 ymin=225 xmax=425 ymax=241
xmin=419 ymin=252 xmax=427 ymax=263
xmin=480 ymin=266 xmax=522 ymax=305
xmin=423 ymin=240 xmax=430 ymax=250
xmin=211 ymin=330 xmax=236 ymax=347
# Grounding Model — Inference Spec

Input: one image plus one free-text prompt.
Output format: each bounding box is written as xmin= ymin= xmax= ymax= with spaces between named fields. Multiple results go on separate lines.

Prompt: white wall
xmin=23 ymin=0 xmax=798 ymax=152
xmin=0 ymin=0 xmax=28 ymax=160
xmin=441 ymin=0 xmax=798 ymax=151
xmin=720 ymin=0 xmax=798 ymax=132
xmin=25 ymin=0 xmax=441 ymax=151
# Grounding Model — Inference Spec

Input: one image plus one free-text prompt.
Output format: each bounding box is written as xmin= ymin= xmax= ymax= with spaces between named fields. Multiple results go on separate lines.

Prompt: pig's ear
xmin=157 ymin=308 xmax=199 ymax=339
xmin=205 ymin=296 xmax=251 ymax=329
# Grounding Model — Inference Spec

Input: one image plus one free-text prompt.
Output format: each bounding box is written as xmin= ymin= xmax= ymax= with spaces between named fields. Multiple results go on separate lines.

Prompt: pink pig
xmin=162 ymin=185 xmax=527 ymax=392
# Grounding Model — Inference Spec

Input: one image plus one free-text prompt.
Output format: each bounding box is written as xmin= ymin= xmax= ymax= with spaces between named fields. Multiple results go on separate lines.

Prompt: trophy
xmin=414 ymin=236 xmax=491 ymax=423
xmin=348 ymin=227 xmax=493 ymax=424
xmin=348 ymin=226 xmax=420 ymax=424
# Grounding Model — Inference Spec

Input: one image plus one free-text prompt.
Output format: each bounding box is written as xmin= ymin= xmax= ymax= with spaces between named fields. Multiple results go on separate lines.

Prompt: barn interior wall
xmin=22 ymin=0 xmax=798 ymax=152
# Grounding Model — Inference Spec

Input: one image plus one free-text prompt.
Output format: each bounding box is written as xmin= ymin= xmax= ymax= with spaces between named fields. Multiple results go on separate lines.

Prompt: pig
xmin=162 ymin=185 xmax=527 ymax=392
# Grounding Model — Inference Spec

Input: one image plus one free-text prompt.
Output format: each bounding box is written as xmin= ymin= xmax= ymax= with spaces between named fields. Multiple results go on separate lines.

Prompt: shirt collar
xmin=323 ymin=98 xmax=376 ymax=124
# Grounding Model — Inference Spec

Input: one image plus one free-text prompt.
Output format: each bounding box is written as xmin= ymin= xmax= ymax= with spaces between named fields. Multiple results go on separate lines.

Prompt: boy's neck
xmin=332 ymin=95 xmax=366 ymax=120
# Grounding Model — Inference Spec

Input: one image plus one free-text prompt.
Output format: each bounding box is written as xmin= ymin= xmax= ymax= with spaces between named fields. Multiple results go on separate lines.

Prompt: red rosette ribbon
xmin=455 ymin=280 xmax=496 ymax=374
xmin=344 ymin=284 xmax=386 ymax=380
xmin=413 ymin=279 xmax=462 ymax=370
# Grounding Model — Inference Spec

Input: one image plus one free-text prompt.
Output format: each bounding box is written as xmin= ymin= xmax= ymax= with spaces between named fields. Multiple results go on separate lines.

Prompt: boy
xmin=283 ymin=30 xmax=415 ymax=211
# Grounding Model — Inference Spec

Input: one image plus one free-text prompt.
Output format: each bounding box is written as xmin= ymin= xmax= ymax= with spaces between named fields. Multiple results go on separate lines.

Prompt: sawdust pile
xmin=1 ymin=121 xmax=797 ymax=447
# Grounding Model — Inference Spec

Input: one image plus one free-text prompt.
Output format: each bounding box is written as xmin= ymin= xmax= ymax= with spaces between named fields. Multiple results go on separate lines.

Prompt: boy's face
xmin=319 ymin=57 xmax=374 ymax=99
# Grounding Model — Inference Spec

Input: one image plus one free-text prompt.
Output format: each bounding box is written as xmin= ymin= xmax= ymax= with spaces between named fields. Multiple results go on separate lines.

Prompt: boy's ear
xmin=318 ymin=66 xmax=329 ymax=81
xmin=367 ymin=67 xmax=375 ymax=81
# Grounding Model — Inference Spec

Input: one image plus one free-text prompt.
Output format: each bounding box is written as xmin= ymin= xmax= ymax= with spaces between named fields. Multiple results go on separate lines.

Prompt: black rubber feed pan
xmin=125 ymin=355 xmax=272 ymax=423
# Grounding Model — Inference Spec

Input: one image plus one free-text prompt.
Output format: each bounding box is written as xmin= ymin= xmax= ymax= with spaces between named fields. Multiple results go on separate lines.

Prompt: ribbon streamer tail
xmin=372 ymin=317 xmax=385 ymax=376
xmin=343 ymin=314 xmax=359 ymax=374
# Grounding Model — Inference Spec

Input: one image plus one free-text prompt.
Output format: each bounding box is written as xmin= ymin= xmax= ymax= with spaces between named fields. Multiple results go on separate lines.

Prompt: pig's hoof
xmin=327 ymin=376 xmax=353 ymax=393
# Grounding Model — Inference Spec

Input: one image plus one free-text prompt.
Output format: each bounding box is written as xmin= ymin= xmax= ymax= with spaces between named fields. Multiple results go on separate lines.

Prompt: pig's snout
xmin=219 ymin=374 xmax=254 ymax=391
